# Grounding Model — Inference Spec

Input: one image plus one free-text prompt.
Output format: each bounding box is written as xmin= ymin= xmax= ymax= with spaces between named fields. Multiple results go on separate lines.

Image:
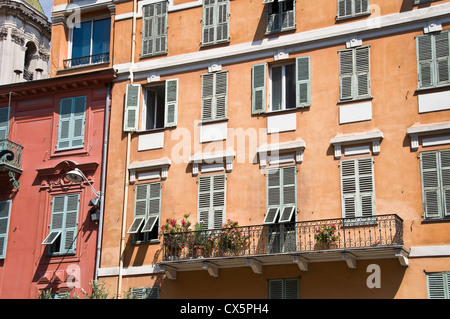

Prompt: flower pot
xmin=314 ymin=241 xmax=338 ymax=250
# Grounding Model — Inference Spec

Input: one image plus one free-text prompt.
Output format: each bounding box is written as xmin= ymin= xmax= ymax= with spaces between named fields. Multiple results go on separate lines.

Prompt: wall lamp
xmin=66 ymin=168 xmax=101 ymax=222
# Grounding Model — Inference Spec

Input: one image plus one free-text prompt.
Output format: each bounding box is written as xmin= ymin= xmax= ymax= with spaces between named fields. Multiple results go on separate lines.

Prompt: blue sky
xmin=40 ymin=0 xmax=53 ymax=19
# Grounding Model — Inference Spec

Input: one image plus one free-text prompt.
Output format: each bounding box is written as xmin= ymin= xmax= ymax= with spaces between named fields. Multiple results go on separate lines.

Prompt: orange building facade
xmin=48 ymin=0 xmax=450 ymax=299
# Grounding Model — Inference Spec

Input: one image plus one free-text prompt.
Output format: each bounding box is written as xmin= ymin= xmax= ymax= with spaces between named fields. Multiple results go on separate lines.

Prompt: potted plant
xmin=314 ymin=224 xmax=340 ymax=249
xmin=216 ymin=219 xmax=249 ymax=256
xmin=160 ymin=214 xmax=191 ymax=260
xmin=187 ymin=222 xmax=208 ymax=258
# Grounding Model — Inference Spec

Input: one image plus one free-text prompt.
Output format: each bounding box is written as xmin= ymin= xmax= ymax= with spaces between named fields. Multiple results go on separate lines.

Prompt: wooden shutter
xmin=132 ymin=287 xmax=159 ymax=299
xmin=435 ymin=31 xmax=450 ymax=86
xmin=57 ymin=97 xmax=86 ymax=150
xmin=268 ymin=279 xmax=283 ymax=299
xmin=296 ymin=56 xmax=311 ymax=108
xmin=417 ymin=34 xmax=434 ymax=88
xmin=341 ymin=158 xmax=375 ymax=218
xmin=216 ymin=0 xmax=229 ymax=42
xmin=355 ymin=46 xmax=370 ymax=97
xmin=124 ymin=84 xmax=140 ymax=132
xmin=337 ymin=0 xmax=352 ymax=19
xmin=252 ymin=63 xmax=267 ymax=114
xmin=202 ymin=0 xmax=216 ymax=45
xmin=42 ymin=196 xmax=65 ymax=247
xmin=0 ymin=107 xmax=10 ymax=140
xmin=268 ymin=278 xmax=298 ymax=299
xmin=128 ymin=184 xmax=148 ymax=234
xmin=201 ymin=71 xmax=227 ymax=121
xmin=141 ymin=183 xmax=161 ymax=233
xmin=354 ymin=0 xmax=369 ymax=15
xmin=164 ymin=79 xmax=178 ymax=127
xmin=421 ymin=151 xmax=441 ymax=219
xmin=142 ymin=2 xmax=167 ymax=56
xmin=63 ymin=194 xmax=79 ymax=253
xmin=0 ymin=201 xmax=11 ymax=259
xmin=339 ymin=49 xmax=354 ymax=100
xmin=427 ymin=273 xmax=450 ymax=299
xmin=441 ymin=150 xmax=450 ymax=217
xmin=198 ymin=174 xmax=226 ymax=229
xmin=266 ymin=167 xmax=297 ymax=223
xmin=284 ymin=278 xmax=299 ymax=299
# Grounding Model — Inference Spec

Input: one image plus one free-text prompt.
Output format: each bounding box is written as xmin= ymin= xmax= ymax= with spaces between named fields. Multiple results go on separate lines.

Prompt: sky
xmin=40 ymin=0 xmax=53 ymax=20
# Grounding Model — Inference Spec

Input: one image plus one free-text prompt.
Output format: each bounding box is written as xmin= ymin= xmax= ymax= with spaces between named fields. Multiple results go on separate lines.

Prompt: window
xmin=264 ymin=166 xmax=297 ymax=253
xmin=337 ymin=0 xmax=370 ymax=20
xmin=201 ymin=71 xmax=228 ymax=121
xmin=0 ymin=107 xmax=10 ymax=140
xmin=340 ymin=157 xmax=375 ymax=219
xmin=339 ymin=46 xmax=371 ymax=101
xmin=70 ymin=18 xmax=110 ymax=67
xmin=131 ymin=287 xmax=159 ymax=299
xmin=142 ymin=1 xmax=168 ymax=56
xmin=0 ymin=200 xmax=12 ymax=259
xmin=41 ymin=195 xmax=80 ymax=255
xmin=420 ymin=149 xmax=450 ymax=220
xmin=202 ymin=0 xmax=229 ymax=46
xmin=414 ymin=0 xmax=438 ymax=4
xmin=57 ymin=96 xmax=86 ymax=151
xmin=264 ymin=0 xmax=295 ymax=34
xmin=123 ymin=80 xmax=178 ymax=132
xmin=128 ymin=183 xmax=161 ymax=243
xmin=427 ymin=272 xmax=450 ymax=299
xmin=268 ymin=278 xmax=299 ymax=299
xmin=252 ymin=56 xmax=311 ymax=114
xmin=416 ymin=31 xmax=450 ymax=89
xmin=198 ymin=174 xmax=226 ymax=229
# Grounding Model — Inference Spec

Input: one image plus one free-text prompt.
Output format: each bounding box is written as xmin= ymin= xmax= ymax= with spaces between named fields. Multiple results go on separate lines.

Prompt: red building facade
xmin=0 ymin=69 xmax=114 ymax=298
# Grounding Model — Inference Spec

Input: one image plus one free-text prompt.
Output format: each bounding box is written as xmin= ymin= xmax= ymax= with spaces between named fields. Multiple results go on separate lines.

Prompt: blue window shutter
xmin=0 ymin=201 xmax=12 ymax=259
xmin=124 ymin=84 xmax=141 ymax=132
xmin=0 ymin=107 xmax=10 ymax=140
xmin=57 ymin=96 xmax=86 ymax=150
xmin=252 ymin=63 xmax=267 ymax=114
xmin=165 ymin=79 xmax=178 ymax=127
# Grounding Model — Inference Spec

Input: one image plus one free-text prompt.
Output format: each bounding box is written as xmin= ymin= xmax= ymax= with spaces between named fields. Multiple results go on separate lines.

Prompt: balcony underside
xmin=159 ymin=245 xmax=409 ymax=279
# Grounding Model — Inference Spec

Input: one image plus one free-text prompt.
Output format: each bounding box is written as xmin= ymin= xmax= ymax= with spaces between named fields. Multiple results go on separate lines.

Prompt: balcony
xmin=63 ymin=53 xmax=110 ymax=69
xmin=0 ymin=139 xmax=23 ymax=190
xmin=159 ymin=214 xmax=409 ymax=279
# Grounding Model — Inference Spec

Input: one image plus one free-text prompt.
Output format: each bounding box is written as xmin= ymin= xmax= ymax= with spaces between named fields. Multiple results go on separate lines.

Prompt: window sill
xmin=140 ymin=52 xmax=167 ymax=60
xmin=415 ymin=83 xmax=450 ymax=94
xmin=265 ymin=26 xmax=296 ymax=36
xmin=337 ymin=96 xmax=373 ymax=105
xmin=265 ymin=107 xmax=299 ymax=116
xmin=199 ymin=117 xmax=228 ymax=125
xmin=51 ymin=147 xmax=89 ymax=159
xmin=135 ymin=127 xmax=166 ymax=134
xmin=421 ymin=217 xmax=450 ymax=224
xmin=200 ymin=39 xmax=230 ymax=49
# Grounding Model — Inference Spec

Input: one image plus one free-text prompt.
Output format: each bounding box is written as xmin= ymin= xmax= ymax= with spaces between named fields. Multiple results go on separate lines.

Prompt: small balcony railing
xmin=161 ymin=214 xmax=404 ymax=261
xmin=63 ymin=52 xmax=110 ymax=69
xmin=0 ymin=139 xmax=23 ymax=172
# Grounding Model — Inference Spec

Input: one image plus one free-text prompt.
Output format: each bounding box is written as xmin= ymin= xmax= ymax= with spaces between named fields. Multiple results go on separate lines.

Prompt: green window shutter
xmin=296 ymin=56 xmax=311 ymax=108
xmin=420 ymin=151 xmax=441 ymax=219
xmin=266 ymin=169 xmax=281 ymax=211
xmin=201 ymin=71 xmax=228 ymax=121
xmin=338 ymin=0 xmax=369 ymax=19
xmin=417 ymin=34 xmax=434 ymax=88
xmin=268 ymin=278 xmax=299 ymax=299
xmin=124 ymin=84 xmax=140 ymax=132
xmin=164 ymin=79 xmax=178 ymax=127
xmin=57 ymin=96 xmax=86 ymax=150
xmin=337 ymin=0 xmax=352 ymax=19
xmin=441 ymin=150 xmax=450 ymax=217
xmin=427 ymin=273 xmax=450 ymax=299
xmin=0 ymin=200 xmax=12 ymax=259
xmin=132 ymin=287 xmax=159 ymax=299
xmin=198 ymin=174 xmax=226 ymax=229
xmin=435 ymin=31 xmax=450 ymax=86
xmin=265 ymin=167 xmax=297 ymax=223
xmin=252 ymin=63 xmax=267 ymax=114
xmin=355 ymin=46 xmax=370 ymax=97
xmin=142 ymin=183 xmax=161 ymax=233
xmin=341 ymin=158 xmax=375 ymax=218
xmin=128 ymin=184 xmax=149 ymax=234
xmin=0 ymin=107 xmax=10 ymax=140
xmin=203 ymin=0 xmax=229 ymax=45
xmin=354 ymin=0 xmax=369 ymax=15
xmin=43 ymin=195 xmax=79 ymax=254
xmin=339 ymin=49 xmax=354 ymax=100
xmin=142 ymin=2 xmax=168 ymax=56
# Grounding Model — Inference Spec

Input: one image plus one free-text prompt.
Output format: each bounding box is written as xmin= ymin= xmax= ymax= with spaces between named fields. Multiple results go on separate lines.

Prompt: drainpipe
xmin=117 ymin=0 xmax=137 ymax=299
xmin=94 ymin=82 xmax=111 ymax=281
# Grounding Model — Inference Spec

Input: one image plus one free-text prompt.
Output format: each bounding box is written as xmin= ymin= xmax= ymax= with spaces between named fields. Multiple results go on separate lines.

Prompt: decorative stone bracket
xmin=330 ymin=130 xmax=384 ymax=159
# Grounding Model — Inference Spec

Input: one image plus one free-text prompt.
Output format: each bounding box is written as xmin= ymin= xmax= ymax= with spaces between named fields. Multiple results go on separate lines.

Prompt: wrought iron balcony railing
xmin=161 ymin=214 xmax=404 ymax=261
xmin=0 ymin=139 xmax=23 ymax=172
xmin=63 ymin=53 xmax=110 ymax=69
